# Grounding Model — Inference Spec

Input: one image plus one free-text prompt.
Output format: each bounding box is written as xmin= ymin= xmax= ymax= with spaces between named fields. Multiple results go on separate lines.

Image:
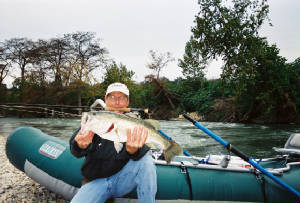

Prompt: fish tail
xmin=163 ymin=140 xmax=183 ymax=163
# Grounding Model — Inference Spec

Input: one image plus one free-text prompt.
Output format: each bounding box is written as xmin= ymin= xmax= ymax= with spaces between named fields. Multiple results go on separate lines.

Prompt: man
xmin=69 ymin=82 xmax=157 ymax=203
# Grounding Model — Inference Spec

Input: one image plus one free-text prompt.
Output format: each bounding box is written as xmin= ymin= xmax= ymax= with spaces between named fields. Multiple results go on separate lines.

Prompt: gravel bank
xmin=0 ymin=136 xmax=70 ymax=203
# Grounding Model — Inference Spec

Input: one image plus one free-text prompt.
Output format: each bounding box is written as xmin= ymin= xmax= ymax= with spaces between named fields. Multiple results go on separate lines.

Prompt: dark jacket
xmin=69 ymin=128 xmax=150 ymax=181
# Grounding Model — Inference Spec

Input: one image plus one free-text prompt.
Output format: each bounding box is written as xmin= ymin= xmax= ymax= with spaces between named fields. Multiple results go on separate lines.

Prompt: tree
xmin=66 ymin=32 xmax=108 ymax=81
xmin=102 ymin=61 xmax=135 ymax=88
xmin=183 ymin=0 xmax=270 ymax=78
xmin=182 ymin=0 xmax=288 ymax=122
xmin=65 ymin=32 xmax=108 ymax=107
xmin=233 ymin=39 xmax=288 ymax=121
xmin=185 ymin=0 xmax=270 ymax=82
xmin=36 ymin=37 xmax=71 ymax=87
xmin=3 ymin=38 xmax=36 ymax=101
xmin=0 ymin=44 xmax=11 ymax=85
xmin=146 ymin=50 xmax=175 ymax=79
xmin=178 ymin=37 xmax=207 ymax=80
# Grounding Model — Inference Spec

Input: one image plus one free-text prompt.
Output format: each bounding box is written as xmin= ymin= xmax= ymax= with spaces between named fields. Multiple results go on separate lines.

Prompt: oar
xmin=183 ymin=114 xmax=300 ymax=199
xmin=158 ymin=130 xmax=191 ymax=157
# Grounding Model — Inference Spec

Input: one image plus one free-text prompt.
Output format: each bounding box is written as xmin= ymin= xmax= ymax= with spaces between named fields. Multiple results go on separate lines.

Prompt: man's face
xmin=105 ymin=91 xmax=129 ymax=114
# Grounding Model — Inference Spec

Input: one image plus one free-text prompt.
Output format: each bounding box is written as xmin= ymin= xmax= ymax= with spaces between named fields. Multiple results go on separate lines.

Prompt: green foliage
xmin=178 ymin=37 xmax=207 ymax=79
xmin=179 ymin=0 xmax=272 ymax=119
xmin=286 ymin=58 xmax=300 ymax=112
xmin=184 ymin=0 xmax=271 ymax=83
xmin=101 ymin=62 xmax=156 ymax=108
xmin=0 ymin=27 xmax=299 ymax=123
xmin=179 ymin=0 xmax=300 ymax=123
xmin=129 ymin=82 xmax=156 ymax=108
xmin=190 ymin=0 xmax=270 ymax=63
xmin=170 ymin=79 xmax=232 ymax=115
xmin=234 ymin=41 xmax=299 ymax=122
xmin=102 ymin=62 xmax=135 ymax=89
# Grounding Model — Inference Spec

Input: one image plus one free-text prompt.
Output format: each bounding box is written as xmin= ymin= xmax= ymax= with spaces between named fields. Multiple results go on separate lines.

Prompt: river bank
xmin=0 ymin=136 xmax=69 ymax=203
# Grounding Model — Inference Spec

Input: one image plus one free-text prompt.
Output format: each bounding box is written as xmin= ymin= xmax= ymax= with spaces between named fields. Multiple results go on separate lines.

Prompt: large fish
xmin=81 ymin=111 xmax=182 ymax=163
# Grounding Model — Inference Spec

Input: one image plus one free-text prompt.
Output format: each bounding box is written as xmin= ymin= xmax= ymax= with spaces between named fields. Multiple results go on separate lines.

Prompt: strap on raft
xmin=180 ymin=162 xmax=193 ymax=200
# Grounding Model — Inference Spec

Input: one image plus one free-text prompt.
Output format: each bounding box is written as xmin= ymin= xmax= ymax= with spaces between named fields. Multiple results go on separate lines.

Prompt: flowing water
xmin=0 ymin=117 xmax=299 ymax=158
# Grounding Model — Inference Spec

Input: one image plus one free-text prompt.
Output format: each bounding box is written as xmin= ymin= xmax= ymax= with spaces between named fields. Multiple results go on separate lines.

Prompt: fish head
xmin=81 ymin=112 xmax=116 ymax=136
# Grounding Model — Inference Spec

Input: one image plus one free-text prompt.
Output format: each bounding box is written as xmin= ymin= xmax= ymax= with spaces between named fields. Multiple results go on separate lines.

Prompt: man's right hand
xmin=74 ymin=129 xmax=95 ymax=149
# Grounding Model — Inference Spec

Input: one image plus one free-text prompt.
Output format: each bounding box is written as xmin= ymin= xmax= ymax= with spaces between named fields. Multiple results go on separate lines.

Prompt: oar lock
xmin=220 ymin=155 xmax=231 ymax=168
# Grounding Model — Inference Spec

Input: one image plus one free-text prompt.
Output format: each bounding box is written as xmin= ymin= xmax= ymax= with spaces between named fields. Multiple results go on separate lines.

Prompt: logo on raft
xmin=39 ymin=141 xmax=66 ymax=159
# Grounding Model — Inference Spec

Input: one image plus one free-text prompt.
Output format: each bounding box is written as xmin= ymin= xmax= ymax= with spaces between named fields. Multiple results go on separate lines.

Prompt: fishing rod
xmin=90 ymin=99 xmax=149 ymax=113
xmin=105 ymin=106 xmax=149 ymax=114
xmin=183 ymin=114 xmax=300 ymax=199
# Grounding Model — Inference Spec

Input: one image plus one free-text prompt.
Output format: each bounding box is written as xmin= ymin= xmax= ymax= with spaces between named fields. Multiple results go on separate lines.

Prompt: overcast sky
xmin=1 ymin=0 xmax=299 ymax=83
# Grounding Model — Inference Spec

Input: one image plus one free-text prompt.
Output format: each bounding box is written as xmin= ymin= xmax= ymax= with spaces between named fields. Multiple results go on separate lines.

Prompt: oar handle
xmin=227 ymin=144 xmax=249 ymax=162
xmin=105 ymin=107 xmax=149 ymax=113
xmin=183 ymin=113 xmax=300 ymax=199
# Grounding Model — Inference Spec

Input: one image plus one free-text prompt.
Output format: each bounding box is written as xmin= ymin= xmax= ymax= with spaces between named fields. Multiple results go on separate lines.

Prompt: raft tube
xmin=5 ymin=126 xmax=300 ymax=202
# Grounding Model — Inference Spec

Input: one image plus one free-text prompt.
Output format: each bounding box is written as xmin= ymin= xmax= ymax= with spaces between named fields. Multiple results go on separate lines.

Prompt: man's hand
xmin=74 ymin=129 xmax=95 ymax=149
xmin=126 ymin=126 xmax=148 ymax=155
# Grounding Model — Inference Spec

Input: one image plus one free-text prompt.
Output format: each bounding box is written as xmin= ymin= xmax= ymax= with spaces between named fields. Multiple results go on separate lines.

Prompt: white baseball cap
xmin=105 ymin=82 xmax=129 ymax=97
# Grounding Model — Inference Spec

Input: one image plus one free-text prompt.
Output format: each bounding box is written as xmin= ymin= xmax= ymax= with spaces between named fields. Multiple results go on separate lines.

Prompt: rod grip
xmin=105 ymin=107 xmax=131 ymax=112
xmin=105 ymin=107 xmax=149 ymax=113
xmin=229 ymin=145 xmax=249 ymax=162
xmin=132 ymin=108 xmax=149 ymax=114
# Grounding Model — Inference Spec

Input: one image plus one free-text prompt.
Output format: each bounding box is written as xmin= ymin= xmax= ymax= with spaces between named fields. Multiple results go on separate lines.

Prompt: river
xmin=0 ymin=117 xmax=299 ymax=158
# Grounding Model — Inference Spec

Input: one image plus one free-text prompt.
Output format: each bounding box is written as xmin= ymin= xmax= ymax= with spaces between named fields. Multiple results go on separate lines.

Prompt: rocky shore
xmin=0 ymin=136 xmax=69 ymax=203
xmin=170 ymin=112 xmax=204 ymax=121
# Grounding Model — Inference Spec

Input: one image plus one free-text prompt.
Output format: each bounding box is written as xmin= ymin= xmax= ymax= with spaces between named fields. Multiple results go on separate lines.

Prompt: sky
xmin=1 ymin=0 xmax=299 ymax=84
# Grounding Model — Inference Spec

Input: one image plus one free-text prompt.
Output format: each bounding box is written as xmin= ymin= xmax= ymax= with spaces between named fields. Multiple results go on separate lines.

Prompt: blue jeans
xmin=71 ymin=153 xmax=157 ymax=203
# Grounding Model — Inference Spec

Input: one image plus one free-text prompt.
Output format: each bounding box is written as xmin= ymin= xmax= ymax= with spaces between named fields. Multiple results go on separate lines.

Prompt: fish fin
xmin=113 ymin=124 xmax=121 ymax=142
xmin=113 ymin=124 xmax=127 ymax=143
xmin=114 ymin=142 xmax=124 ymax=153
xmin=80 ymin=113 xmax=92 ymax=133
xmin=144 ymin=119 xmax=160 ymax=130
xmin=81 ymin=112 xmax=89 ymax=126
xmin=163 ymin=140 xmax=183 ymax=163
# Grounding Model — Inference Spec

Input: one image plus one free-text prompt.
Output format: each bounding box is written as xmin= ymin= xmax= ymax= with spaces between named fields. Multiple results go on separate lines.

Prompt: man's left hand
xmin=126 ymin=126 xmax=148 ymax=155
